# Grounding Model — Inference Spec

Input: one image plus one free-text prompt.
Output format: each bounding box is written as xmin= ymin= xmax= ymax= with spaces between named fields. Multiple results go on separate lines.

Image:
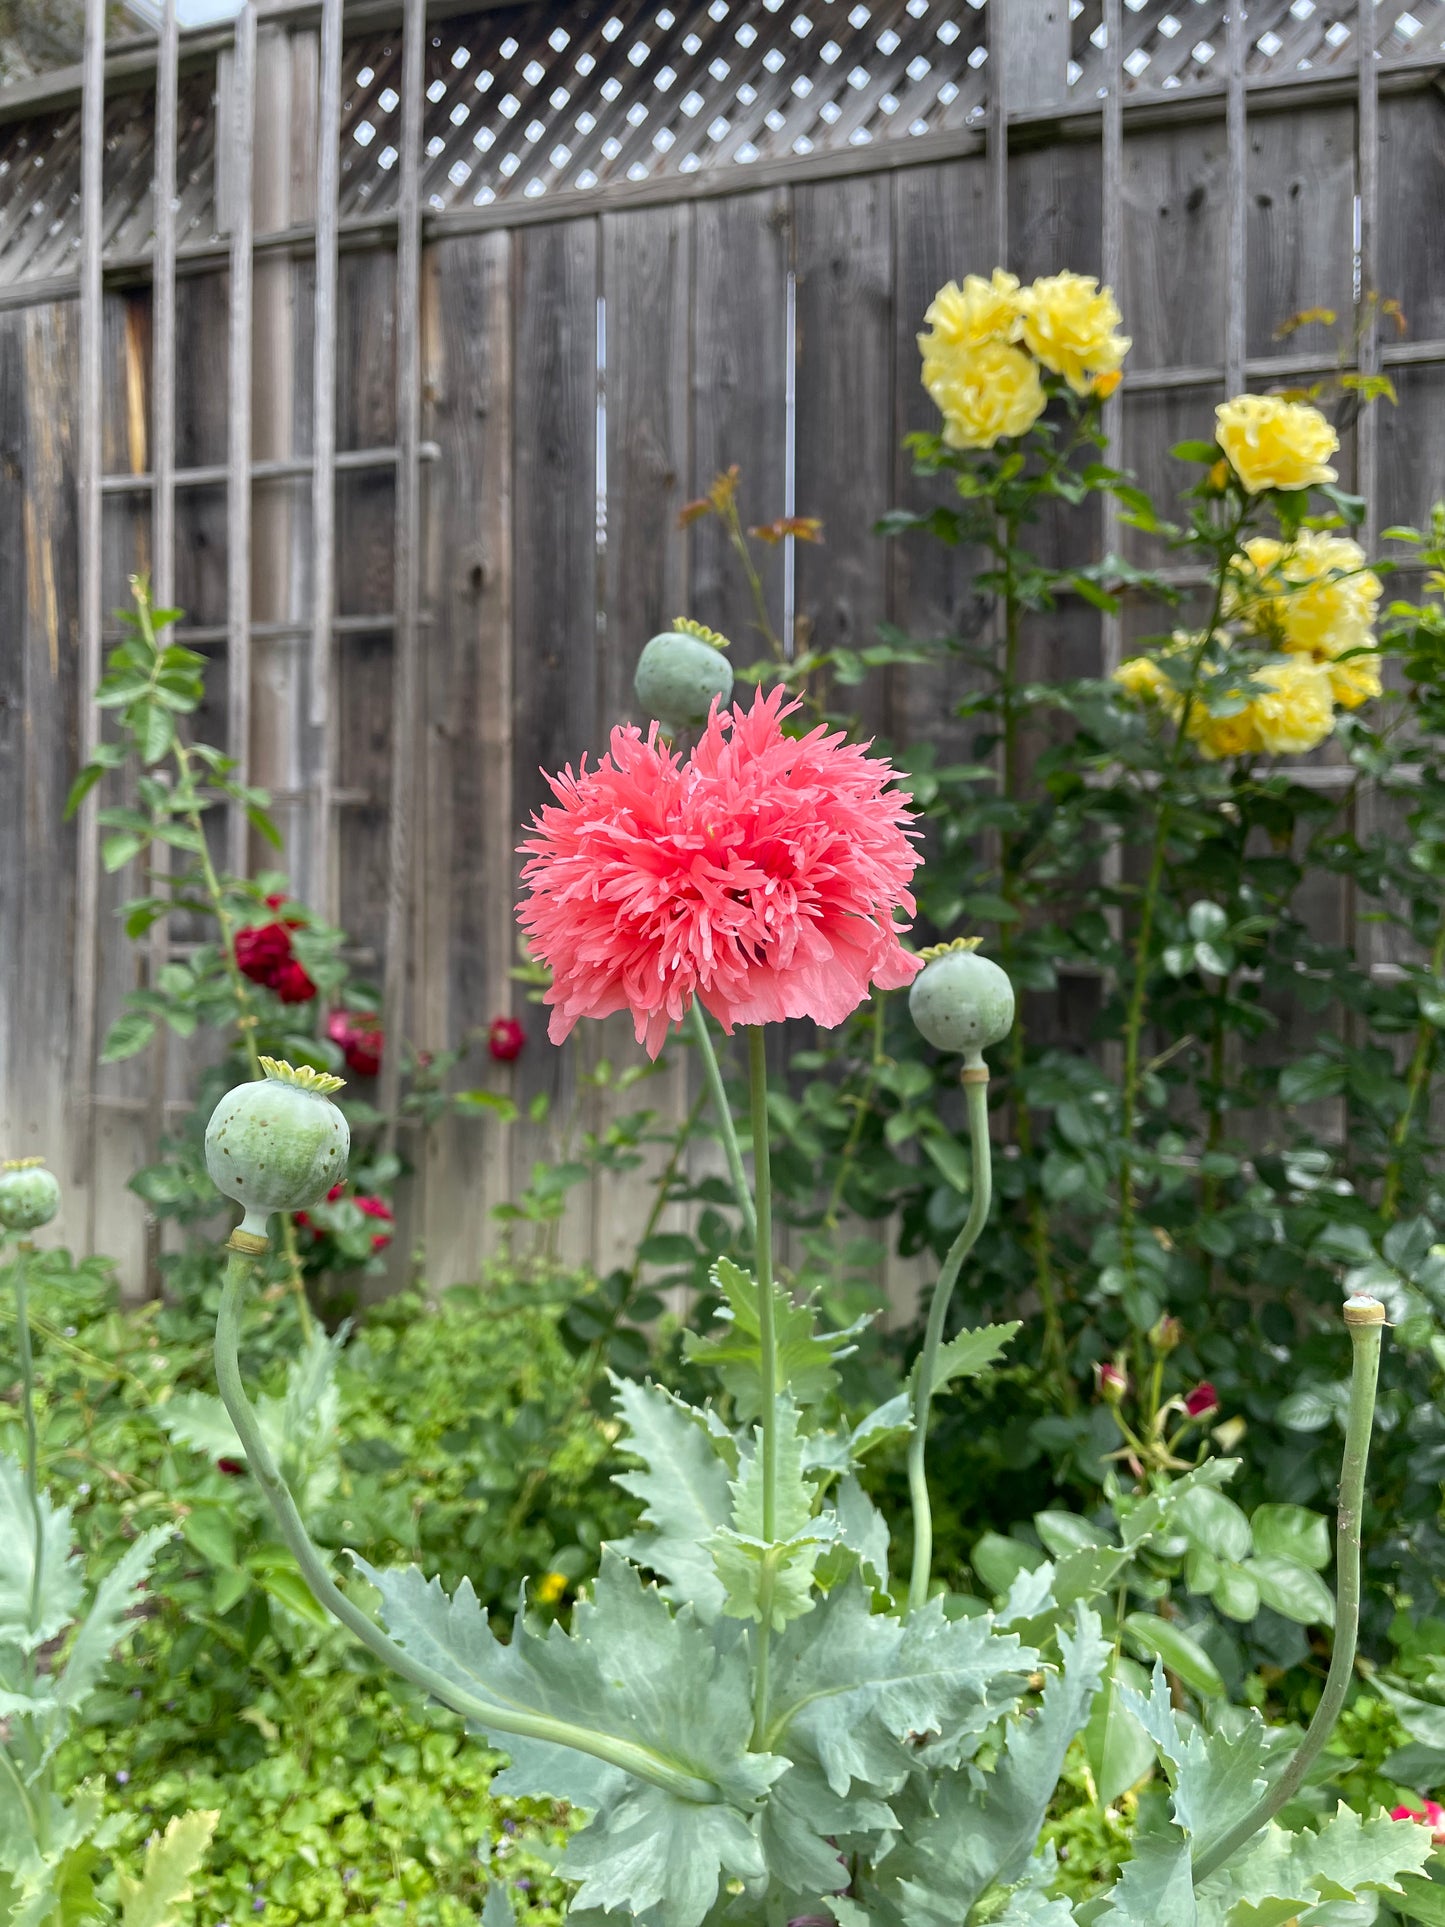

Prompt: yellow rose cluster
xmin=918 ymin=268 xmax=1130 ymax=451
xmin=1228 ymin=531 xmax=1383 ymax=710
xmin=1115 ymin=589 xmax=1377 ymax=760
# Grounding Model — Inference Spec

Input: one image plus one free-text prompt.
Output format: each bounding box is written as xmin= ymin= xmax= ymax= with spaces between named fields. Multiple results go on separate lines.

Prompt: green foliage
xmin=311 ymin=1253 xmax=1420 ymax=1923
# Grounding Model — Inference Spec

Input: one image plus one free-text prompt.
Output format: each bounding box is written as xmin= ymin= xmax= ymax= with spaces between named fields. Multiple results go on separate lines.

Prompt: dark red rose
xmin=1184 ymin=1381 xmax=1220 ymax=1419
xmin=272 ymin=958 xmax=317 ymax=1004
xmin=355 ymin=1194 xmax=395 ymax=1250
xmin=217 ymin=1457 xmax=246 ymax=1477
xmin=234 ymin=922 xmax=291 ymax=984
xmin=327 ymin=1009 xmax=383 ymax=1077
xmin=488 ymin=1015 xmax=526 ymax=1062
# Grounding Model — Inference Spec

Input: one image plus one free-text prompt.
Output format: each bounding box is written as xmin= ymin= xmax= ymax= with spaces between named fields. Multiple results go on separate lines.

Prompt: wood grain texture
xmin=416 ymin=229 xmax=516 ymax=1285
xmin=512 ymin=215 xmax=600 ymax=1266
xmin=689 ymin=189 xmax=790 ymax=659
xmin=887 ymin=158 xmax=994 ymax=754
xmin=593 ymin=203 xmax=694 ymax=1281
xmin=793 ymin=175 xmax=892 ymax=736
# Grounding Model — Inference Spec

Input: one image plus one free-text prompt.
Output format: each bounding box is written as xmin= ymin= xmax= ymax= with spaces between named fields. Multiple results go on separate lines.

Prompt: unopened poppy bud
xmin=1183 ymin=1381 xmax=1220 ymax=1419
xmin=0 ymin=1158 xmax=61 ymax=1232
xmin=908 ymin=939 xmax=1015 ymax=1068
xmin=1095 ymin=1359 xmax=1128 ymax=1404
xmin=634 ymin=622 xmax=734 ymax=732
xmin=205 ymin=1058 xmax=350 ymax=1238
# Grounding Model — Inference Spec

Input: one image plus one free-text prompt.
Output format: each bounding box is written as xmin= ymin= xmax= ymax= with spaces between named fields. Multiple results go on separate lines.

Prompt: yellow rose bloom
xmin=1214 ymin=394 xmax=1339 ymax=494
xmin=1327 ymin=650 xmax=1383 ymax=710
xmin=1231 ymin=532 xmax=1381 ymax=659
xmin=1018 ymin=272 xmax=1131 ymax=396
xmin=1189 ymin=704 xmax=1260 ymax=760
xmin=918 ymin=269 xmax=1022 ymax=352
xmin=922 ymin=339 xmax=1046 ymax=450
xmin=1247 ymin=658 xmax=1336 ymax=755
xmin=1113 ymin=655 xmax=1176 ymax=705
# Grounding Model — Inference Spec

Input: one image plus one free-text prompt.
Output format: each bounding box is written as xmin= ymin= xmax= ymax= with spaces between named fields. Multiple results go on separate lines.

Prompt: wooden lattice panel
xmin=1070 ymin=0 xmax=1445 ymax=96
xmin=0 ymin=67 xmax=216 ymax=288
xmin=337 ymin=0 xmax=990 ymax=218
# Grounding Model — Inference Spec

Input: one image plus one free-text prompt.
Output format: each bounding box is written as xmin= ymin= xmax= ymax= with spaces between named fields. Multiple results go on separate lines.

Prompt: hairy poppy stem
xmin=689 ymin=1002 xmax=759 ymax=1251
xmin=1190 ymin=1295 xmax=1385 ymax=1886
xmin=9 ymin=1240 xmax=45 ymax=1639
xmin=907 ymin=1073 xmax=993 ymax=1614
xmin=747 ymin=1027 xmax=778 ymax=1749
xmin=214 ymin=1234 xmax=721 ymax=1805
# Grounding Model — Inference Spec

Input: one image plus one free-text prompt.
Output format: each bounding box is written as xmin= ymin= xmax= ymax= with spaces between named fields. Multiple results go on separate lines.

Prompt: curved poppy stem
xmin=907 ymin=1072 xmax=993 ymax=1614
xmin=214 ymin=1233 xmax=721 ymax=1805
xmin=1190 ymin=1295 xmax=1384 ymax=1886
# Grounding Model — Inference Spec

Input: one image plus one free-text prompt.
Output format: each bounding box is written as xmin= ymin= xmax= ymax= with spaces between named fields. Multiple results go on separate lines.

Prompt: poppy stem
xmin=689 ymin=1003 xmax=759 ymax=1251
xmin=747 ymin=1026 xmax=778 ymax=1749
xmin=1190 ymin=1295 xmax=1384 ymax=1886
xmin=907 ymin=1072 xmax=993 ymax=1614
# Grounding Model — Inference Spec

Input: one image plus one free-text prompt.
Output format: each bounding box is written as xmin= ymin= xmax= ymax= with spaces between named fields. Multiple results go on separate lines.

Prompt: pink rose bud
xmin=1393 ymin=1801 xmax=1445 ymax=1842
xmin=488 ymin=1015 xmax=527 ymax=1062
xmin=1095 ymin=1360 xmax=1128 ymax=1404
xmin=1184 ymin=1381 xmax=1220 ymax=1419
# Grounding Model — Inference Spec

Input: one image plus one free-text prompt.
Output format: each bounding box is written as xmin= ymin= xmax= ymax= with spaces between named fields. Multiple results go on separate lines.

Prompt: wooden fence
xmin=2 ymin=0 xmax=1444 ymax=1296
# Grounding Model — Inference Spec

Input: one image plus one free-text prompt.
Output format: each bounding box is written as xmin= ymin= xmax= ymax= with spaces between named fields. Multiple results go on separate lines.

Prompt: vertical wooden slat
xmin=144 ymin=0 xmax=180 ymax=1295
xmin=1357 ymin=0 xmax=1380 ymax=554
xmin=511 ymin=215 xmax=601 ymax=1264
xmin=986 ymin=0 xmax=1010 ymax=267
xmin=690 ymin=191 xmax=790 ymax=652
xmin=309 ymin=0 xmax=343 ymax=922
xmin=72 ymin=0 xmax=106 ymax=1206
xmin=379 ymin=0 xmax=426 ymax=1148
xmin=1224 ymin=0 xmax=1248 ymax=396
xmin=417 ymin=232 xmax=515 ymax=1285
xmin=793 ymin=178 xmax=892 ymax=729
xmin=226 ymin=5 xmax=257 ymax=879
xmin=1100 ymin=0 xmax=1124 ymax=680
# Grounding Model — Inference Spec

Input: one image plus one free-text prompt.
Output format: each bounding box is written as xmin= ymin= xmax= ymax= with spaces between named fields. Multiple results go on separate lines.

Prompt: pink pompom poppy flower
xmin=518 ymin=686 xmax=923 ymax=1058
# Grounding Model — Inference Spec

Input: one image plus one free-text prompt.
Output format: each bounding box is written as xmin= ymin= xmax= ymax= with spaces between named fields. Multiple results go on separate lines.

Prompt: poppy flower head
xmin=517 ymin=685 xmax=923 ymax=1059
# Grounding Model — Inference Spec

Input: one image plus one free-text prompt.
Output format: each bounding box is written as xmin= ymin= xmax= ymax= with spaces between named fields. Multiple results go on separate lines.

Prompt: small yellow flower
xmin=1113 ymin=655 xmax=1175 ymax=705
xmin=922 ymin=339 xmax=1046 ymax=450
xmin=1327 ymin=650 xmax=1383 ymax=710
xmin=1091 ymin=368 xmax=1124 ymax=400
xmin=1207 ymin=459 xmax=1231 ymax=492
xmin=1018 ymin=272 xmax=1131 ymax=396
xmin=1230 ymin=533 xmax=1381 ymax=659
xmin=1247 ymin=657 xmax=1336 ymax=755
xmin=534 ymin=1571 xmax=569 ymax=1606
xmin=1214 ymin=394 xmax=1339 ymax=494
xmin=918 ymin=269 xmax=1022 ymax=353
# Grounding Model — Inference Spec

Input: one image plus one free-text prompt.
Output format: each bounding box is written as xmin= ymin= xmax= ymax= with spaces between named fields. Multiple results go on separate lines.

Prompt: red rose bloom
xmin=327 ymin=1009 xmax=383 ymax=1077
xmin=217 ymin=1457 xmax=246 ymax=1477
xmin=234 ymin=896 xmax=316 ymax=1001
xmin=355 ymin=1194 xmax=395 ymax=1250
xmin=488 ymin=1015 xmax=527 ymax=1062
xmin=1184 ymin=1382 xmax=1220 ymax=1419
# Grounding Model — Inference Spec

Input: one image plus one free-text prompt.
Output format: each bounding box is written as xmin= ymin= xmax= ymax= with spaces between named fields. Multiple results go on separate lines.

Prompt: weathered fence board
xmin=4 ymin=4 xmax=1445 ymax=1294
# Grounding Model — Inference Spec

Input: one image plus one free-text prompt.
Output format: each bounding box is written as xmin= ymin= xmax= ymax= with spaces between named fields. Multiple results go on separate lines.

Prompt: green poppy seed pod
xmin=205 ymin=1058 xmax=350 ymax=1239
xmin=634 ymin=626 xmax=734 ymax=731
xmin=0 ymin=1158 xmax=61 ymax=1232
xmin=909 ymin=941 xmax=1016 ymax=1069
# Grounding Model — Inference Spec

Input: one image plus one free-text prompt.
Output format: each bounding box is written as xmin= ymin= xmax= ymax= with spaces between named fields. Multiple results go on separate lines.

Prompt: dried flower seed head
xmin=205 ymin=1059 xmax=350 ymax=1237
xmin=0 ymin=1159 xmax=61 ymax=1231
